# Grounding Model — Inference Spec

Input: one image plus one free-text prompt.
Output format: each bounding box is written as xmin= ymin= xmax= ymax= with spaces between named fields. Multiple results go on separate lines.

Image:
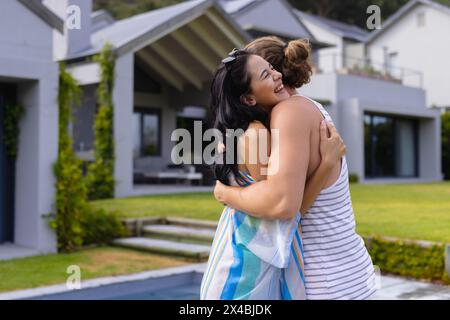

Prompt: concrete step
xmin=112 ymin=237 xmax=210 ymax=261
xmin=165 ymin=217 xmax=218 ymax=230
xmin=142 ymin=225 xmax=215 ymax=243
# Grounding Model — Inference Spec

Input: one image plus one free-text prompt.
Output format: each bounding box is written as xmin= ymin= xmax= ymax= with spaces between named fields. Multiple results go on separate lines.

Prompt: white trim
xmin=66 ymin=62 xmax=101 ymax=86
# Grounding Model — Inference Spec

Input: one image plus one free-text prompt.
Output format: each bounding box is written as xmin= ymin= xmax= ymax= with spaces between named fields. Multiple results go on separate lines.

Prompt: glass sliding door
xmin=133 ymin=107 xmax=161 ymax=158
xmin=0 ymin=83 xmax=16 ymax=243
xmin=364 ymin=113 xmax=418 ymax=178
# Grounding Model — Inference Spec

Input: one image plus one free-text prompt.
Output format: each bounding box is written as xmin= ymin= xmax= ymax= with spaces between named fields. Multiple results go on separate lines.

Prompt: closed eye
xmin=260 ymin=64 xmax=275 ymax=80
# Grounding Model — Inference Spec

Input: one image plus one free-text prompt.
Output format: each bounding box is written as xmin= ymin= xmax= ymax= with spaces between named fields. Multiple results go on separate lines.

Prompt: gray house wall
xmin=0 ymin=0 xmax=59 ymax=253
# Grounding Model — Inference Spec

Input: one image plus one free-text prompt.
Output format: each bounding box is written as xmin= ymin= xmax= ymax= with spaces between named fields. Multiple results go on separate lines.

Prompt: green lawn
xmin=0 ymin=247 xmax=192 ymax=293
xmin=91 ymin=182 xmax=450 ymax=243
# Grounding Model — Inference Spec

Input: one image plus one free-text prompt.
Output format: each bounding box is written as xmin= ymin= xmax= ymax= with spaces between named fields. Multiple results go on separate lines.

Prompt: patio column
xmin=15 ymin=64 xmax=59 ymax=253
xmin=419 ymin=115 xmax=442 ymax=181
xmin=114 ymin=52 xmax=134 ymax=198
xmin=339 ymin=98 xmax=364 ymax=182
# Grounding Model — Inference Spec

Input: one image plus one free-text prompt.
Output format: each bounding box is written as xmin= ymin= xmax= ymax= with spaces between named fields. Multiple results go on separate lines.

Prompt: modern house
xmin=62 ymin=0 xmax=442 ymax=194
xmin=223 ymin=0 xmax=442 ymax=183
xmin=41 ymin=0 xmax=251 ymax=198
xmin=366 ymin=0 xmax=450 ymax=109
xmin=0 ymin=0 xmax=63 ymax=256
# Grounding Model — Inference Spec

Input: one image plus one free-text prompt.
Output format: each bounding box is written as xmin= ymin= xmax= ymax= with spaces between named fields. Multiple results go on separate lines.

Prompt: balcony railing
xmin=314 ymin=53 xmax=423 ymax=88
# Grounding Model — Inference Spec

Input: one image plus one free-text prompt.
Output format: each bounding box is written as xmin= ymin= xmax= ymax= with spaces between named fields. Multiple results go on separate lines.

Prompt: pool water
xmin=31 ymin=271 xmax=202 ymax=300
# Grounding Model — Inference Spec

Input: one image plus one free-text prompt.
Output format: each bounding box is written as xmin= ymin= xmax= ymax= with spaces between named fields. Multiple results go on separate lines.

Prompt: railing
xmin=314 ymin=53 xmax=423 ymax=89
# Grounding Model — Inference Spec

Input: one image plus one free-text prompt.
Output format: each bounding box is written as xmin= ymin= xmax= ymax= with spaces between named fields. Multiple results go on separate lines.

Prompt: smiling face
xmin=241 ymin=55 xmax=290 ymax=110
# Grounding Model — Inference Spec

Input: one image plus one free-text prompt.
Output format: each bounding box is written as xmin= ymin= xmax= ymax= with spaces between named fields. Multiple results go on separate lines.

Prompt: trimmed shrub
xmin=81 ymin=207 xmax=127 ymax=246
xmin=349 ymin=173 xmax=359 ymax=183
xmin=364 ymin=236 xmax=449 ymax=284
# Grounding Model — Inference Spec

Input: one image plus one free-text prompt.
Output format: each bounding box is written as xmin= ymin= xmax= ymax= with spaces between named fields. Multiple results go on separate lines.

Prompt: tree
xmin=288 ymin=0 xmax=449 ymax=29
xmin=93 ymin=0 xmax=183 ymax=19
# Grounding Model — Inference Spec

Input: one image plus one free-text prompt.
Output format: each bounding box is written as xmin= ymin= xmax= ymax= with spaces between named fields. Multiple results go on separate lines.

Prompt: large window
xmin=133 ymin=107 xmax=161 ymax=158
xmin=364 ymin=113 xmax=418 ymax=178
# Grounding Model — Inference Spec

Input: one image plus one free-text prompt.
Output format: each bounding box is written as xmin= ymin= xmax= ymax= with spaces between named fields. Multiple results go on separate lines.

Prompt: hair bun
xmin=283 ymin=39 xmax=312 ymax=88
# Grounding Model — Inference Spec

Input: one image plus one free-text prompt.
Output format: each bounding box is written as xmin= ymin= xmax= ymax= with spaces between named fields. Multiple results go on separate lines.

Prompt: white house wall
xmin=344 ymin=41 xmax=366 ymax=68
xmin=367 ymin=4 xmax=450 ymax=107
xmin=300 ymin=18 xmax=344 ymax=72
xmin=0 ymin=0 xmax=59 ymax=252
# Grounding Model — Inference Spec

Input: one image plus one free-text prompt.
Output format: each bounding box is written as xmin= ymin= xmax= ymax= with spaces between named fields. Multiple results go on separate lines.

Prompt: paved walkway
xmin=0 ymin=243 xmax=41 ymax=261
xmin=373 ymin=275 xmax=450 ymax=300
xmin=131 ymin=185 xmax=213 ymax=196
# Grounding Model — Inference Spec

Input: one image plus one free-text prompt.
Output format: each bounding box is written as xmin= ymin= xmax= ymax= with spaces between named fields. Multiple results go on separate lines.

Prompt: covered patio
xmin=68 ymin=0 xmax=250 ymax=197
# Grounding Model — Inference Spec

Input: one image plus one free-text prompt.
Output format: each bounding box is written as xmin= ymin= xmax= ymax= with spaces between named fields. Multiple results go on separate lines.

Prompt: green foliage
xmin=93 ymin=0 xmax=183 ymax=19
xmin=87 ymin=44 xmax=116 ymax=200
xmin=1 ymin=103 xmax=24 ymax=159
xmin=314 ymin=99 xmax=332 ymax=106
xmin=288 ymin=0 xmax=450 ymax=29
xmin=349 ymin=173 xmax=359 ymax=183
xmin=81 ymin=207 xmax=127 ymax=246
xmin=53 ymin=63 xmax=88 ymax=252
xmin=442 ymin=112 xmax=450 ymax=180
xmin=365 ymin=236 xmax=449 ymax=284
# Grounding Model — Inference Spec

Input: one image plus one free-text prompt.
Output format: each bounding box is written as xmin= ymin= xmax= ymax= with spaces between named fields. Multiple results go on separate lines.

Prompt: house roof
xmin=17 ymin=0 xmax=64 ymax=33
xmin=367 ymin=0 xmax=450 ymax=43
xmin=68 ymin=0 xmax=250 ymax=60
xmin=67 ymin=0 xmax=252 ymax=91
xmin=218 ymin=0 xmax=260 ymax=14
xmin=219 ymin=0 xmax=319 ymax=42
xmin=294 ymin=9 xmax=369 ymax=42
xmin=91 ymin=9 xmax=116 ymax=32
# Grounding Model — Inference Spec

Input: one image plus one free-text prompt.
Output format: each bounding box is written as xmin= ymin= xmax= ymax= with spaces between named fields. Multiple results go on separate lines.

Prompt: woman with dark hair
xmin=200 ymin=49 xmax=345 ymax=300
xmin=214 ymin=37 xmax=377 ymax=300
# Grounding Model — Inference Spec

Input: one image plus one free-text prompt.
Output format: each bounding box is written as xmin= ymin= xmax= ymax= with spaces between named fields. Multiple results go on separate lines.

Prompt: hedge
xmin=364 ymin=236 xmax=450 ymax=284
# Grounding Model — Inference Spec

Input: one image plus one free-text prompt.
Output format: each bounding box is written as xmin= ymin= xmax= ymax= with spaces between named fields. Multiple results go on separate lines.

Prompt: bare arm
xmin=214 ymin=97 xmax=314 ymax=219
xmin=216 ymin=116 xmax=345 ymax=218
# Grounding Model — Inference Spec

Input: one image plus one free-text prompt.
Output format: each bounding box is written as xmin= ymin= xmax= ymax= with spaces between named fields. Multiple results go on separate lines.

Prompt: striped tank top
xmin=297 ymin=95 xmax=377 ymax=300
xmin=200 ymin=172 xmax=306 ymax=300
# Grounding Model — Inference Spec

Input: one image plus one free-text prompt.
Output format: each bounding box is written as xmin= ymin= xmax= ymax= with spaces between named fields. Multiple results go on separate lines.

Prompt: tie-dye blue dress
xmin=200 ymin=172 xmax=306 ymax=300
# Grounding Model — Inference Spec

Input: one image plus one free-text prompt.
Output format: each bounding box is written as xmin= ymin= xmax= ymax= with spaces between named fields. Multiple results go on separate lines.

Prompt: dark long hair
xmin=209 ymin=50 xmax=269 ymax=185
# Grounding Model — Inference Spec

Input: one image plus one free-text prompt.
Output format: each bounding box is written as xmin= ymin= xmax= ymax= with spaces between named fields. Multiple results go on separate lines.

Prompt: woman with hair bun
xmin=214 ymin=36 xmax=377 ymax=300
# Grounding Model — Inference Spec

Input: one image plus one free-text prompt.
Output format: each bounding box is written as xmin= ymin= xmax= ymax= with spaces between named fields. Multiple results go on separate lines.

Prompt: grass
xmin=3 ymin=182 xmax=449 ymax=293
xmin=91 ymin=192 xmax=224 ymax=221
xmin=0 ymin=246 xmax=193 ymax=293
xmin=350 ymin=182 xmax=450 ymax=243
xmin=91 ymin=182 xmax=450 ymax=243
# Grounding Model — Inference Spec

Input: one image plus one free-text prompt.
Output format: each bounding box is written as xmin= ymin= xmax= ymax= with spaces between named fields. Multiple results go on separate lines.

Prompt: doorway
xmin=0 ymin=83 xmax=17 ymax=243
